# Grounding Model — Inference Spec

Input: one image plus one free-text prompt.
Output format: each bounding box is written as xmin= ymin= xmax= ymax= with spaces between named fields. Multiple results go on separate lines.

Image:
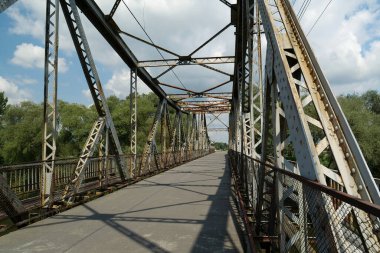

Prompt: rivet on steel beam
xmin=329 ymin=114 xmax=334 ymax=119
xmin=345 ymin=152 xmax=350 ymax=158
xmin=351 ymin=168 xmax=356 ymax=174
xmin=339 ymin=139 xmax=344 ymax=144
xmin=358 ymin=185 xmax=363 ymax=191
xmin=334 ymin=126 xmax=338 ymax=131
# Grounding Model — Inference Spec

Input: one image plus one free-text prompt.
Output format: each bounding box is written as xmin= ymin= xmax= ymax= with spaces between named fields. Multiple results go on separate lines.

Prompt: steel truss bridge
xmin=0 ymin=0 xmax=380 ymax=252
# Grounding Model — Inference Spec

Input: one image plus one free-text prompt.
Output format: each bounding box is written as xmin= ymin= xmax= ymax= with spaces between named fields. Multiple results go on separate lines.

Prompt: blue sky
xmin=1 ymin=0 xmax=380 ymax=143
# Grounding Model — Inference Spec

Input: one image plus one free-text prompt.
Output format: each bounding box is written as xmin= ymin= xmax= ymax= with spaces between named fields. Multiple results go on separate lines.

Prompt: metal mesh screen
xmin=229 ymin=150 xmax=380 ymax=253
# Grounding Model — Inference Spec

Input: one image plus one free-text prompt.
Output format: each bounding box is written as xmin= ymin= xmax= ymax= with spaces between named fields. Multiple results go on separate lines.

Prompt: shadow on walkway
xmin=190 ymin=154 xmax=244 ymax=252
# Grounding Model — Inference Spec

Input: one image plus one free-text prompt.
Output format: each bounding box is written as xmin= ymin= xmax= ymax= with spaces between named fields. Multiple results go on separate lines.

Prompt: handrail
xmin=231 ymin=150 xmax=380 ymax=217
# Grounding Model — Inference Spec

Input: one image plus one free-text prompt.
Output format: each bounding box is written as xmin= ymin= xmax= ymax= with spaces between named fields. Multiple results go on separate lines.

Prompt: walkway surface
xmin=0 ymin=152 xmax=244 ymax=253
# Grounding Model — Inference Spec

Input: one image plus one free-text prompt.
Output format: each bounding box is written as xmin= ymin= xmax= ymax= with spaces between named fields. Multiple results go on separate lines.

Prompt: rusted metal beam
xmin=159 ymin=83 xmax=195 ymax=94
xmin=137 ymin=56 xmax=234 ymax=68
xmin=119 ymin=30 xmax=180 ymax=58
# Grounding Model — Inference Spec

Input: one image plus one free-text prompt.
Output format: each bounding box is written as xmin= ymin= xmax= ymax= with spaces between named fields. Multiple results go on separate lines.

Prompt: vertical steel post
xmin=130 ymin=68 xmax=137 ymax=177
xmin=42 ymin=0 xmax=60 ymax=206
xmin=139 ymin=99 xmax=165 ymax=175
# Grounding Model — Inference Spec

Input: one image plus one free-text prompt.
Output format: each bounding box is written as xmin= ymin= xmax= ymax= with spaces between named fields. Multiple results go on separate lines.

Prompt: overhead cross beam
xmin=207 ymin=113 xmax=229 ymax=128
xmin=137 ymin=56 xmax=235 ymax=68
xmin=208 ymin=127 xmax=228 ymax=132
xmin=119 ymin=30 xmax=180 ymax=58
xmin=75 ymin=0 xmax=181 ymax=111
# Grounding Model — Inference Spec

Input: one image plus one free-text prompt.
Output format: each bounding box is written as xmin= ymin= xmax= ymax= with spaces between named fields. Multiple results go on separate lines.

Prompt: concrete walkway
xmin=0 ymin=152 xmax=244 ymax=253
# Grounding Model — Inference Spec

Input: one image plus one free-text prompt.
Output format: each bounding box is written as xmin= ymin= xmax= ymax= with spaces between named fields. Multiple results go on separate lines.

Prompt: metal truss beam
xmin=169 ymin=111 xmax=181 ymax=163
xmin=60 ymin=0 xmax=127 ymax=200
xmin=119 ymin=30 xmax=180 ymax=58
xmin=187 ymin=114 xmax=197 ymax=152
xmin=183 ymin=104 xmax=231 ymax=110
xmin=199 ymin=63 xmax=232 ymax=76
xmin=137 ymin=56 xmax=235 ymax=68
xmin=98 ymin=128 xmax=109 ymax=188
xmin=178 ymin=101 xmax=230 ymax=107
xmin=0 ymin=0 xmax=18 ymax=12
xmin=254 ymin=0 xmax=380 ymax=250
xmin=62 ymin=117 xmax=106 ymax=200
xmin=75 ymin=0 xmax=181 ymax=111
xmin=185 ymin=107 xmax=231 ymax=113
xmin=167 ymin=92 xmax=232 ymax=101
xmin=219 ymin=0 xmax=232 ymax=8
xmin=207 ymin=113 xmax=229 ymax=128
xmin=159 ymin=82 xmax=195 ymax=94
xmin=189 ymin=23 xmax=231 ymax=56
xmin=108 ymin=0 xmax=121 ymax=18
xmin=139 ymin=100 xmax=166 ymax=176
xmin=208 ymin=128 xmax=228 ymax=132
xmin=129 ymin=68 xmax=137 ymax=177
xmin=201 ymin=80 xmax=232 ymax=93
xmin=41 ymin=0 xmax=60 ymax=206
xmin=259 ymin=0 xmax=380 ymax=202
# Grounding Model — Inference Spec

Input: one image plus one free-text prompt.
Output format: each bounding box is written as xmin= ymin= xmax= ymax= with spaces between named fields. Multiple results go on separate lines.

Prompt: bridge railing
xmin=229 ymin=150 xmax=380 ymax=252
xmin=0 ymin=149 xmax=213 ymax=205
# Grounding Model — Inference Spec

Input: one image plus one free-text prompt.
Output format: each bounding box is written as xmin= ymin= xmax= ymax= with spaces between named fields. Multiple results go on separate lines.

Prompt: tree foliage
xmin=338 ymin=90 xmax=380 ymax=177
xmin=0 ymin=93 xmax=159 ymax=164
xmin=0 ymin=92 xmax=7 ymax=117
xmin=0 ymin=101 xmax=43 ymax=164
xmin=213 ymin=142 xmax=228 ymax=151
xmin=0 ymin=90 xmax=379 ymax=178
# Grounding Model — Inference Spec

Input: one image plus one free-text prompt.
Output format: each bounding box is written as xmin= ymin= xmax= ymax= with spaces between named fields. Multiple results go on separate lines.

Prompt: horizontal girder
xmin=137 ymin=56 xmax=235 ymax=68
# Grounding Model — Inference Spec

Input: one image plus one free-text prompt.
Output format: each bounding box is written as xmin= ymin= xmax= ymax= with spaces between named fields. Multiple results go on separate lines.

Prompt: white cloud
xmin=5 ymin=0 xmax=234 ymax=97
xmin=81 ymin=89 xmax=92 ymax=101
xmin=7 ymin=7 xmax=44 ymax=38
xmin=3 ymin=0 xmax=380 ymax=105
xmin=104 ymin=69 xmax=152 ymax=98
xmin=6 ymin=0 xmax=122 ymax=67
xmin=11 ymin=43 xmax=68 ymax=72
xmin=0 ymin=76 xmax=31 ymax=104
xmin=299 ymin=0 xmax=380 ymax=95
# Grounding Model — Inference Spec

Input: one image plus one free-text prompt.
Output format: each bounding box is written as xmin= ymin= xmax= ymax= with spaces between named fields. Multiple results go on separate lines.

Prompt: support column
xmin=130 ymin=68 xmax=137 ymax=177
xmin=42 ymin=0 xmax=60 ymax=206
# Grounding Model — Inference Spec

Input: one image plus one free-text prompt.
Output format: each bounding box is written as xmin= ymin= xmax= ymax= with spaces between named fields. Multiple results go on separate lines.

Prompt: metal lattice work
xmin=129 ymin=69 xmax=137 ymax=177
xmin=59 ymin=0 xmax=127 ymax=200
xmin=230 ymin=151 xmax=380 ymax=253
xmin=139 ymin=100 xmax=165 ymax=176
xmin=62 ymin=117 xmax=106 ymax=200
xmin=228 ymin=0 xmax=380 ymax=252
xmin=41 ymin=0 xmax=60 ymax=206
xmin=0 ymin=0 xmax=379 ymax=251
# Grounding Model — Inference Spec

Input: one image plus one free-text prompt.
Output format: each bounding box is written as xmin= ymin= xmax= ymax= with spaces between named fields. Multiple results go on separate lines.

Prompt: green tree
xmin=362 ymin=90 xmax=380 ymax=114
xmin=0 ymin=102 xmax=43 ymax=163
xmin=213 ymin=142 xmax=228 ymax=151
xmin=56 ymin=101 xmax=97 ymax=158
xmin=0 ymin=92 xmax=7 ymax=116
xmin=338 ymin=92 xmax=380 ymax=177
